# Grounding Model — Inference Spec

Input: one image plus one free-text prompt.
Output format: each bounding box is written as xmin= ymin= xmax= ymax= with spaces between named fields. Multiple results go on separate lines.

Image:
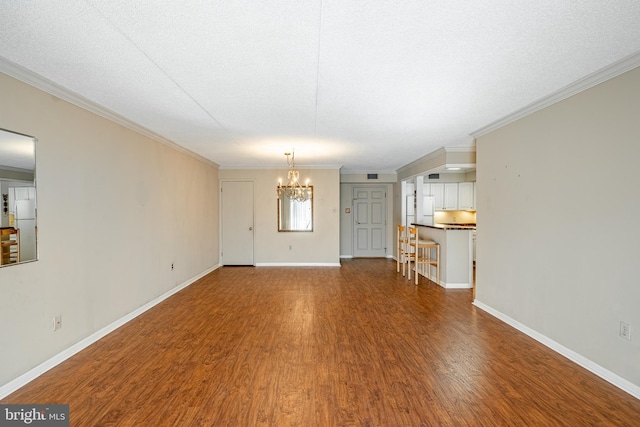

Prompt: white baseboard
xmin=408 ymin=268 xmax=472 ymax=289
xmin=0 ymin=264 xmax=220 ymax=399
xmin=473 ymin=300 xmax=640 ymax=400
xmin=255 ymin=262 xmax=341 ymax=267
xmin=441 ymin=282 xmax=472 ymax=289
xmin=340 ymin=256 xmax=395 ymax=260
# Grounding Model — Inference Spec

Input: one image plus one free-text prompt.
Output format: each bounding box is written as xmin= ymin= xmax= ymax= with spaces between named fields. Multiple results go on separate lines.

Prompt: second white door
xmin=353 ymin=187 xmax=387 ymax=257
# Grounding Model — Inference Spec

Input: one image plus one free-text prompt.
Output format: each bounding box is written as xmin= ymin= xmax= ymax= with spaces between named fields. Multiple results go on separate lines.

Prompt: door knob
xmin=249 ymin=226 xmax=253 ymax=231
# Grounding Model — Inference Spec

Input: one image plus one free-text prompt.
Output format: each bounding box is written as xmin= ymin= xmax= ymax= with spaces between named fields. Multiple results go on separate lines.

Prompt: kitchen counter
xmin=413 ymin=222 xmax=476 ymax=230
xmin=410 ymin=223 xmax=474 ymax=289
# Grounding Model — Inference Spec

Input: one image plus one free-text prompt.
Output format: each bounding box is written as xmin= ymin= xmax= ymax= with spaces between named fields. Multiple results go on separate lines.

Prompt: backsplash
xmin=434 ymin=210 xmax=476 ymax=224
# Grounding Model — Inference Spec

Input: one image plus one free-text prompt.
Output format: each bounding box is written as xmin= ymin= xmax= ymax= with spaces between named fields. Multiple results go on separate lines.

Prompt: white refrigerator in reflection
xmin=421 ymin=196 xmax=435 ymax=225
xmin=15 ymin=199 xmax=37 ymax=261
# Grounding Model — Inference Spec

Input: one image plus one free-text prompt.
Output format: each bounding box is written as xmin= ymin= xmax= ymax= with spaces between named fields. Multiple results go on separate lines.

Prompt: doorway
xmin=221 ymin=181 xmax=254 ymax=265
xmin=352 ymin=186 xmax=387 ymax=257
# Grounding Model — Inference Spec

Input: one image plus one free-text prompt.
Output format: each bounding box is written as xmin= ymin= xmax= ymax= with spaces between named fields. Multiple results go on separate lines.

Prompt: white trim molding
xmin=0 ymin=56 xmax=218 ymax=168
xmin=0 ymin=264 xmax=220 ymax=399
xmin=398 ymin=147 xmax=448 ymax=173
xmin=471 ymin=50 xmax=640 ymax=138
xmin=340 ymin=170 xmax=398 ymax=176
xmin=441 ymin=282 xmax=472 ymax=289
xmin=219 ymin=164 xmax=343 ymax=170
xmin=473 ymin=300 xmax=640 ymax=400
xmin=255 ymin=262 xmax=341 ymax=267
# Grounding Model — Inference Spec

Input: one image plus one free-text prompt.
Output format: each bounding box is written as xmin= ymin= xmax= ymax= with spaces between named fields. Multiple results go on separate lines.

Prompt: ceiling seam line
xmin=84 ymin=0 xmax=229 ymax=132
xmin=313 ymin=0 xmax=324 ymax=140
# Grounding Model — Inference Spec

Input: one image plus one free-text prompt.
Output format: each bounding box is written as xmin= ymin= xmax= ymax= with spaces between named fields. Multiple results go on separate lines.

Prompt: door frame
xmin=351 ymin=185 xmax=388 ymax=258
xmin=220 ymin=179 xmax=255 ymax=266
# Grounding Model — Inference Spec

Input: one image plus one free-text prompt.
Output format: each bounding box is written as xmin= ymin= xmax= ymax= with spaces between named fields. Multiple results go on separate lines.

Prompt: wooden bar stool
xmin=397 ymin=225 xmax=409 ymax=276
xmin=407 ymin=227 xmax=440 ymax=285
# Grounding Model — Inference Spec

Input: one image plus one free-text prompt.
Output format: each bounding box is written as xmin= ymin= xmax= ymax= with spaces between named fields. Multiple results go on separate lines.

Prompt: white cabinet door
xmin=430 ymin=183 xmax=444 ymax=210
xmin=458 ymin=182 xmax=475 ymax=210
xmin=443 ymin=183 xmax=458 ymax=210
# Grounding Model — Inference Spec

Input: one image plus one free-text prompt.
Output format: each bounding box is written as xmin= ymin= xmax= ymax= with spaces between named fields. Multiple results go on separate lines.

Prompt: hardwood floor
xmin=3 ymin=259 xmax=640 ymax=426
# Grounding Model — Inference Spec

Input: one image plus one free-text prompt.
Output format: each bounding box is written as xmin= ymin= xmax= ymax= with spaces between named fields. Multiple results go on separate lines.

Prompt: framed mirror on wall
xmin=0 ymin=128 xmax=37 ymax=267
xmin=277 ymin=186 xmax=313 ymax=232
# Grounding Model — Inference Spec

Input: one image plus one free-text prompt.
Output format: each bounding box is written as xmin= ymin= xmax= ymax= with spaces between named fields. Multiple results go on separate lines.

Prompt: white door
xmin=353 ymin=187 xmax=387 ymax=257
xmin=221 ymin=181 xmax=254 ymax=265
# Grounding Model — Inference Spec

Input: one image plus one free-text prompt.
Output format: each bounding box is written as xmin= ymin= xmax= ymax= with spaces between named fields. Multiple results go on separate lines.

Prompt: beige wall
xmin=476 ymin=66 xmax=640 ymax=389
xmin=0 ymin=73 xmax=219 ymax=388
xmin=219 ymin=168 xmax=340 ymax=264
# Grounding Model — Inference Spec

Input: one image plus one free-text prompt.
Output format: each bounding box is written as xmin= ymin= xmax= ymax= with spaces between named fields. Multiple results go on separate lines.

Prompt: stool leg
xmin=414 ymin=246 xmax=419 ymax=285
xmin=396 ymin=236 xmax=400 ymax=273
xmin=427 ymin=246 xmax=432 ymax=282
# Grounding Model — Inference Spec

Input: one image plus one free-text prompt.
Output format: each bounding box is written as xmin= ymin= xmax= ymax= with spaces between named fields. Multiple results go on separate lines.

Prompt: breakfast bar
xmin=411 ymin=223 xmax=475 ymax=288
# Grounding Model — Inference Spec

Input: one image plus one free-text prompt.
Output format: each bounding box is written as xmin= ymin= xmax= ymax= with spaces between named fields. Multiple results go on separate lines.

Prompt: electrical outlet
xmin=53 ymin=315 xmax=62 ymax=331
xmin=171 ymin=263 xmax=174 ymax=271
xmin=619 ymin=321 xmax=631 ymax=341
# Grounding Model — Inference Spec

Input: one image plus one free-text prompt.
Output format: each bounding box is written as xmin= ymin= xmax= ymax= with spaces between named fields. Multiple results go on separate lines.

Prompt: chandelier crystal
xmin=277 ymin=150 xmax=311 ymax=202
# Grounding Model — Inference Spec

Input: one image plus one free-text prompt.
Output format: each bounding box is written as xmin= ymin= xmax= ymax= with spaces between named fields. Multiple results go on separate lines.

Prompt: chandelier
xmin=277 ymin=150 xmax=311 ymax=202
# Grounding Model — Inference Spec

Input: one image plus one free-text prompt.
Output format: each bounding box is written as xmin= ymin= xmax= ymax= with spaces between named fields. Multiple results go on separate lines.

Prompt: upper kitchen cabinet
xmin=428 ymin=183 xmax=459 ymax=210
xmin=458 ymin=182 xmax=475 ymax=210
xmin=430 ymin=183 xmax=444 ymax=210
xmin=443 ymin=183 xmax=458 ymax=210
xmin=426 ymin=181 xmax=476 ymax=211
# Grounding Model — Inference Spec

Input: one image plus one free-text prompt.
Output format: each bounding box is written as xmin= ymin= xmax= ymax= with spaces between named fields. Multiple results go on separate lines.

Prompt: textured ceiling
xmin=1 ymin=1 xmax=640 ymax=172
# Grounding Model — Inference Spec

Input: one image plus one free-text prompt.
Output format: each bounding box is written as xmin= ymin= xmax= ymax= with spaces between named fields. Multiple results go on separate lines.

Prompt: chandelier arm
xmin=277 ymin=148 xmax=310 ymax=202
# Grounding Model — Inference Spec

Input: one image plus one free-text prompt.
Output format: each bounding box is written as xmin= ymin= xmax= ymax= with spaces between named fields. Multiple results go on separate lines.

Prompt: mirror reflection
xmin=278 ymin=186 xmax=313 ymax=232
xmin=0 ymin=128 xmax=37 ymax=266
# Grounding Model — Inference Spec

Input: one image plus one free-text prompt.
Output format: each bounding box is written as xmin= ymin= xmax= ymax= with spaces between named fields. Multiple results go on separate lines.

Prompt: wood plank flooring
xmin=3 ymin=259 xmax=640 ymax=426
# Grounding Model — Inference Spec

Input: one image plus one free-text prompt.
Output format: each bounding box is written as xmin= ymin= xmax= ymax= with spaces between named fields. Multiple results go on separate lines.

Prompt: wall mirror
xmin=278 ymin=186 xmax=313 ymax=232
xmin=0 ymin=128 xmax=38 ymax=267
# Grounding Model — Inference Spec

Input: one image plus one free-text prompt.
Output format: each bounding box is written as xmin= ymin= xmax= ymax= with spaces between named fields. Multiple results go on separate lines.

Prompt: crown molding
xmin=218 ymin=164 xmax=342 ymax=170
xmin=397 ymin=147 xmax=446 ymax=173
xmin=471 ymin=50 xmax=640 ymax=138
xmin=396 ymin=145 xmax=476 ymax=174
xmin=0 ymin=56 xmax=219 ymax=168
xmin=443 ymin=146 xmax=476 ymax=153
xmin=339 ymin=170 xmax=398 ymax=175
